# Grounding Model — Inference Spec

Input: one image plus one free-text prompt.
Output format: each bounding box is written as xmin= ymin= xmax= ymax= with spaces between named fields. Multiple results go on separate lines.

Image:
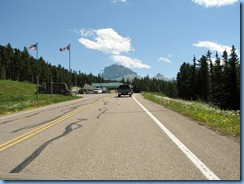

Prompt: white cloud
xmin=111 ymin=0 xmax=128 ymax=3
xmin=192 ymin=0 xmax=238 ymax=7
xmin=193 ymin=41 xmax=232 ymax=54
xmin=167 ymin=54 xmax=174 ymax=58
xmin=157 ymin=57 xmax=173 ymax=64
xmin=110 ymin=55 xmax=151 ymax=69
xmin=79 ymin=28 xmax=96 ymax=37
xmin=78 ymin=28 xmax=132 ymax=55
xmin=68 ymin=28 xmax=95 ymax=37
xmin=78 ymin=27 xmax=150 ymax=69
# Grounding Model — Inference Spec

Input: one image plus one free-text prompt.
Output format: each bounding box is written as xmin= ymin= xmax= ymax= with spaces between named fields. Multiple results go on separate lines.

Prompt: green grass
xmin=0 ymin=80 xmax=80 ymax=115
xmin=142 ymin=92 xmax=240 ymax=137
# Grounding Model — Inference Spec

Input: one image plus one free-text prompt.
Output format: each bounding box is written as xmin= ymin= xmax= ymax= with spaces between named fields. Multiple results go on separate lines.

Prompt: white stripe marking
xmin=133 ymin=95 xmax=220 ymax=180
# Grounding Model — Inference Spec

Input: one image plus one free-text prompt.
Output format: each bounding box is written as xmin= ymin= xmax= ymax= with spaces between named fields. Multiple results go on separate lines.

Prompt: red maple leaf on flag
xmin=60 ymin=44 xmax=70 ymax=52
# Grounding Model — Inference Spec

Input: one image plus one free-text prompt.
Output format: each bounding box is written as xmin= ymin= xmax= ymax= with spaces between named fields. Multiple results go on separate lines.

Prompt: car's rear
xmin=117 ymin=85 xmax=133 ymax=97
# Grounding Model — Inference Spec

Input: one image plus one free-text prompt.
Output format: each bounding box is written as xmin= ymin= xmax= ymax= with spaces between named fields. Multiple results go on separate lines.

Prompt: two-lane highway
xmin=0 ymin=94 xmax=240 ymax=180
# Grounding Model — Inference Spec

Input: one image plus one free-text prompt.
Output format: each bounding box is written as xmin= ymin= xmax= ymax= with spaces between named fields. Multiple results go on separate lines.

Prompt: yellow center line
xmin=0 ymin=96 xmax=111 ymax=152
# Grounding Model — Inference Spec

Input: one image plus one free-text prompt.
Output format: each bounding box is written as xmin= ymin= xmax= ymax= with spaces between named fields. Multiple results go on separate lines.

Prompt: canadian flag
xmin=60 ymin=44 xmax=70 ymax=51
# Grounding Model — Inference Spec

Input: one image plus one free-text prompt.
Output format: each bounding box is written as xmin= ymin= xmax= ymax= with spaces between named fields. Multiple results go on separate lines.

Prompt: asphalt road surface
xmin=0 ymin=93 xmax=240 ymax=180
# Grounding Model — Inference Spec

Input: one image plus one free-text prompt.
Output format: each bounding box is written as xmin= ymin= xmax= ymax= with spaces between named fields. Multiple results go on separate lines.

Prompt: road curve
xmin=0 ymin=93 xmax=240 ymax=180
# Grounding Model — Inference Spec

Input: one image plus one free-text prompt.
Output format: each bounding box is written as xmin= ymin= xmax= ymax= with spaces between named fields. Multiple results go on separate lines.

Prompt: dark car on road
xmin=117 ymin=85 xmax=133 ymax=97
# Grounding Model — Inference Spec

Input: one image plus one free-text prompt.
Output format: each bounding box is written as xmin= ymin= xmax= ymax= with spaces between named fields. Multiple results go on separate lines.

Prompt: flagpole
xmin=36 ymin=42 xmax=39 ymax=101
xmin=36 ymin=42 xmax=38 ymax=60
xmin=69 ymin=43 xmax=71 ymax=72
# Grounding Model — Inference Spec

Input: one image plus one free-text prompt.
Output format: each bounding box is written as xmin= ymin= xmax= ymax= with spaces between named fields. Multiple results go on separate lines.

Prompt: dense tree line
xmin=0 ymin=43 xmax=104 ymax=87
xmin=0 ymin=43 xmax=240 ymax=110
xmin=0 ymin=43 xmax=178 ymax=98
xmin=176 ymin=46 xmax=240 ymax=110
xmin=122 ymin=76 xmax=178 ymax=98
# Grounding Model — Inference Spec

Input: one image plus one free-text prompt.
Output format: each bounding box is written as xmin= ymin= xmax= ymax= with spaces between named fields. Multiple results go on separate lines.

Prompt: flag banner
xmin=60 ymin=44 xmax=70 ymax=52
xmin=28 ymin=43 xmax=37 ymax=50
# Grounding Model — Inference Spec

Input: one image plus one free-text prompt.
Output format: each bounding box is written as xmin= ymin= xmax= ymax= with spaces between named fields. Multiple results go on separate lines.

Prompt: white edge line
xmin=133 ymin=94 xmax=220 ymax=180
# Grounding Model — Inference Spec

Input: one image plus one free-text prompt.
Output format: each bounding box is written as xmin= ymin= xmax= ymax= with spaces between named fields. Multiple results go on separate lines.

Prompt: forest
xmin=0 ymin=43 xmax=103 ymax=88
xmin=176 ymin=46 xmax=240 ymax=110
xmin=0 ymin=43 xmax=240 ymax=110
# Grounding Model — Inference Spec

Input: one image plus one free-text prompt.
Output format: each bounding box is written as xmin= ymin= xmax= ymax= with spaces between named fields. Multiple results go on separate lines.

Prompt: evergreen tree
xmin=211 ymin=52 xmax=225 ymax=108
xmin=0 ymin=45 xmax=7 ymax=79
xmin=20 ymin=47 xmax=32 ymax=82
xmin=196 ymin=55 xmax=209 ymax=102
xmin=5 ymin=43 xmax=14 ymax=80
xmin=177 ymin=62 xmax=194 ymax=100
xmin=225 ymin=46 xmax=240 ymax=110
xmin=131 ymin=77 xmax=140 ymax=93
xmin=188 ymin=56 xmax=197 ymax=100
xmin=12 ymin=48 xmax=22 ymax=81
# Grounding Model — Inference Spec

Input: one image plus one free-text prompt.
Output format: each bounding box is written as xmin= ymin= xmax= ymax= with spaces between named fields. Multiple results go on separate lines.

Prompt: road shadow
xmin=10 ymin=118 xmax=87 ymax=173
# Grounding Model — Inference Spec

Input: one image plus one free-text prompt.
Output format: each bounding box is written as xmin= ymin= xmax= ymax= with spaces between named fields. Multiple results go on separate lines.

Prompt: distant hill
xmin=101 ymin=64 xmax=172 ymax=81
xmin=153 ymin=73 xmax=171 ymax=81
xmin=102 ymin=64 xmax=142 ymax=81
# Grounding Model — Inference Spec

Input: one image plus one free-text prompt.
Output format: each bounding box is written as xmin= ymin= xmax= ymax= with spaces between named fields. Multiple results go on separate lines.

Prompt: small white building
xmin=82 ymin=83 xmax=98 ymax=94
xmin=71 ymin=86 xmax=82 ymax=94
xmin=92 ymin=82 xmax=123 ymax=93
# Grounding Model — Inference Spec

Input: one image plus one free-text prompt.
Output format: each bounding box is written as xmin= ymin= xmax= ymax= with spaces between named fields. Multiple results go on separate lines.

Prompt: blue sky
xmin=0 ymin=0 xmax=240 ymax=79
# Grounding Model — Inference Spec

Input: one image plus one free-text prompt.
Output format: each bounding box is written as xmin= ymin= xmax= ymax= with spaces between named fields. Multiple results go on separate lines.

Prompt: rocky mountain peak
xmin=102 ymin=64 xmax=140 ymax=81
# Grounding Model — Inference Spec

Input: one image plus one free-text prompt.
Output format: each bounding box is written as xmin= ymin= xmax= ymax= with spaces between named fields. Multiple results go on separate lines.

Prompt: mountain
xmin=102 ymin=64 xmax=142 ymax=81
xmin=153 ymin=73 xmax=171 ymax=81
xmin=102 ymin=64 xmax=171 ymax=81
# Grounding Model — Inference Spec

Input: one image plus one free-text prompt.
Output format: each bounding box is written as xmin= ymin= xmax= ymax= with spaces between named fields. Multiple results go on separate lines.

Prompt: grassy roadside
xmin=142 ymin=92 xmax=240 ymax=137
xmin=0 ymin=80 xmax=80 ymax=115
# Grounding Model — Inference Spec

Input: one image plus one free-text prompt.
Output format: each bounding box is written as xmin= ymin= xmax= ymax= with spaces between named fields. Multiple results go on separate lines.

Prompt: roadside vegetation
xmin=0 ymin=80 xmax=80 ymax=115
xmin=142 ymin=92 xmax=240 ymax=138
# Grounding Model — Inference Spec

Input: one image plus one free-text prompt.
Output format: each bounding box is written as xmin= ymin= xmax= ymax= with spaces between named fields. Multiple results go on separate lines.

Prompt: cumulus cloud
xmin=193 ymin=41 xmax=232 ymax=54
xmin=78 ymin=28 xmax=132 ymax=55
xmin=77 ymin=28 xmax=150 ymax=69
xmin=192 ymin=0 xmax=238 ymax=7
xmin=157 ymin=57 xmax=173 ymax=64
xmin=110 ymin=55 xmax=151 ymax=69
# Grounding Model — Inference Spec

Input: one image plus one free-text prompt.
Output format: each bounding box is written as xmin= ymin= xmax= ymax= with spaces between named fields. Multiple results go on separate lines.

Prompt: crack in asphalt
xmin=25 ymin=113 xmax=40 ymax=118
xmin=11 ymin=104 xmax=89 ymax=133
xmin=103 ymin=101 xmax=109 ymax=105
xmin=97 ymin=107 xmax=108 ymax=119
xmin=0 ymin=100 xmax=88 ymax=125
xmin=0 ymin=107 xmax=62 ymax=125
xmin=0 ymin=120 xmax=12 ymax=125
xmin=10 ymin=118 xmax=87 ymax=173
xmin=60 ymin=104 xmax=82 ymax=113
xmin=11 ymin=112 xmax=69 ymax=133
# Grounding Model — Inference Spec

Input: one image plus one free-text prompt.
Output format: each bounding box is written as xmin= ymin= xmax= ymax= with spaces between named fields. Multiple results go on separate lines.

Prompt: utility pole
xmin=100 ymin=70 xmax=104 ymax=92
xmin=50 ymin=75 xmax=53 ymax=99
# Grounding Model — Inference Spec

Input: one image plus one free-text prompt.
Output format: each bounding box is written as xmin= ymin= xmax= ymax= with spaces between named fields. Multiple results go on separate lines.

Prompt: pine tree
xmin=12 ymin=48 xmax=22 ymax=81
xmin=211 ymin=52 xmax=225 ymax=108
xmin=227 ymin=45 xmax=240 ymax=110
xmin=188 ymin=56 xmax=197 ymax=100
xmin=177 ymin=62 xmax=193 ymax=99
xmin=0 ymin=45 xmax=7 ymax=79
xmin=131 ymin=77 xmax=140 ymax=93
xmin=20 ymin=47 xmax=32 ymax=82
xmin=5 ymin=43 xmax=14 ymax=80
xmin=197 ymin=55 xmax=209 ymax=102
